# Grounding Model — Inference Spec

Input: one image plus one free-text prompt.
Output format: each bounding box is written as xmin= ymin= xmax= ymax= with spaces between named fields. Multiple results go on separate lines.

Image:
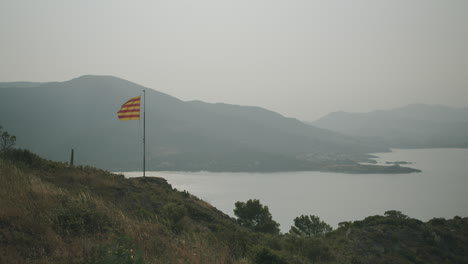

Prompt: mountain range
xmin=312 ymin=104 xmax=468 ymax=149
xmin=0 ymin=75 xmax=423 ymax=172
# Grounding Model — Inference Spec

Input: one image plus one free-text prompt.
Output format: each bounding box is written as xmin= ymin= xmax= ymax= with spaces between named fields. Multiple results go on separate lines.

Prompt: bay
xmin=122 ymin=148 xmax=468 ymax=232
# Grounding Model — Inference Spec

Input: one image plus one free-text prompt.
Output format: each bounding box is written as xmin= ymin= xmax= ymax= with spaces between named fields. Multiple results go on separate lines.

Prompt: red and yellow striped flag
xmin=117 ymin=96 xmax=141 ymax=120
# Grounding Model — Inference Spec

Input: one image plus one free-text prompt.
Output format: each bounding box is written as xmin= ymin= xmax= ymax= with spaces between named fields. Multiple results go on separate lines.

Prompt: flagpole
xmin=143 ymin=89 xmax=146 ymax=177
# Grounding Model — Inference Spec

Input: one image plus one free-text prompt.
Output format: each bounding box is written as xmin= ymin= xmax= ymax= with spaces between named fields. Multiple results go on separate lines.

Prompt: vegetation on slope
xmin=0 ymin=149 xmax=466 ymax=263
xmin=328 ymin=211 xmax=468 ymax=264
xmin=0 ymin=149 xmax=332 ymax=263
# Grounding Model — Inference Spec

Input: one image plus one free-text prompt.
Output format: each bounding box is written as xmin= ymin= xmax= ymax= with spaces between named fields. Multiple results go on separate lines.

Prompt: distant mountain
xmin=0 ymin=75 xmax=396 ymax=172
xmin=312 ymin=104 xmax=468 ymax=148
xmin=0 ymin=82 xmax=43 ymax=88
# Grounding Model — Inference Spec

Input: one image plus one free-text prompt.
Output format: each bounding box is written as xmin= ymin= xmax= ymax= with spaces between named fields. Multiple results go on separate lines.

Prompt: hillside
xmin=312 ymin=104 xmax=468 ymax=148
xmin=0 ymin=149 xmax=256 ymax=263
xmin=0 ymin=75 xmax=402 ymax=173
xmin=0 ymin=149 xmax=466 ymax=264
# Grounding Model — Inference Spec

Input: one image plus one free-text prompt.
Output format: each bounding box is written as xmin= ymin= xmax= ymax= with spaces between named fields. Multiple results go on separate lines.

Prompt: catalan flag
xmin=117 ymin=96 xmax=141 ymax=120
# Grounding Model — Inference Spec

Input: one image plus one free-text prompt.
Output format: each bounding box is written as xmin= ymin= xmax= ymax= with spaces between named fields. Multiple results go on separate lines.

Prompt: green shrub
xmin=429 ymin=217 xmax=446 ymax=226
xmin=283 ymin=235 xmax=333 ymax=262
xmin=162 ymin=202 xmax=188 ymax=232
xmin=1 ymin=149 xmax=43 ymax=167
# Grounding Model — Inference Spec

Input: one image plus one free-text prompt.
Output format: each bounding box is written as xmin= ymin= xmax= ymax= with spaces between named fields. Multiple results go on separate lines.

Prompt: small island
xmin=385 ymin=161 xmax=413 ymax=165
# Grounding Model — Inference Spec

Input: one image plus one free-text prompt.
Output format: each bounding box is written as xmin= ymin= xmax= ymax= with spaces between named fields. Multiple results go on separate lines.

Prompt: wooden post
xmin=143 ymin=90 xmax=146 ymax=177
xmin=70 ymin=148 xmax=74 ymax=166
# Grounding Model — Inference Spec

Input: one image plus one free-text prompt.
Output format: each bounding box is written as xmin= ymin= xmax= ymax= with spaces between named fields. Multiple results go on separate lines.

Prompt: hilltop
xmin=0 ymin=149 xmax=466 ymax=263
xmin=0 ymin=75 xmax=416 ymax=173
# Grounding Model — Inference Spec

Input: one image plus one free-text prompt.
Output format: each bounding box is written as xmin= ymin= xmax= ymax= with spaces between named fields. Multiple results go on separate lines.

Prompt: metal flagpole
xmin=143 ymin=89 xmax=146 ymax=177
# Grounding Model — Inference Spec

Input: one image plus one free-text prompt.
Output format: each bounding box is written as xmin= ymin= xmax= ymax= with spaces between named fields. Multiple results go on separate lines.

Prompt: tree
xmin=234 ymin=199 xmax=280 ymax=234
xmin=289 ymin=215 xmax=332 ymax=237
xmin=384 ymin=210 xmax=408 ymax=219
xmin=0 ymin=126 xmax=16 ymax=152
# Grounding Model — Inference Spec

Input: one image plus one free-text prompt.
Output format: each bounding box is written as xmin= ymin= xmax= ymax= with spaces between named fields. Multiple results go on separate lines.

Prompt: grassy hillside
xmin=0 ymin=149 xmax=253 ymax=263
xmin=0 ymin=150 xmax=465 ymax=263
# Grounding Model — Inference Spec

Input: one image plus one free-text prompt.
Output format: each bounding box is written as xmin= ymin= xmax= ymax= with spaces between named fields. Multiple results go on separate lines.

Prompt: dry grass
xmin=0 ymin=152 xmax=253 ymax=264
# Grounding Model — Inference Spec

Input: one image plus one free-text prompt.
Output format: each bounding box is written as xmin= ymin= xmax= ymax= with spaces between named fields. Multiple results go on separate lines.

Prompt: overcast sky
xmin=1 ymin=0 xmax=467 ymax=120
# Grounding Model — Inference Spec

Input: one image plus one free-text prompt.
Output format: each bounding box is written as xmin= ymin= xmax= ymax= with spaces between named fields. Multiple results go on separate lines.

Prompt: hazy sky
xmin=1 ymin=0 xmax=467 ymax=120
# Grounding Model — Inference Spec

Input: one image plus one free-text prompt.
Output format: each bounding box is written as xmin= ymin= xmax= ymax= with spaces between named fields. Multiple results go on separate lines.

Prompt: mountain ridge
xmin=312 ymin=104 xmax=468 ymax=148
xmin=1 ymin=75 xmax=413 ymax=172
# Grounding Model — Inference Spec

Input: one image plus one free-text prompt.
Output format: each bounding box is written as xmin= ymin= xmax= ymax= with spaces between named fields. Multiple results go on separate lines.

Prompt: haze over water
xmin=124 ymin=148 xmax=468 ymax=232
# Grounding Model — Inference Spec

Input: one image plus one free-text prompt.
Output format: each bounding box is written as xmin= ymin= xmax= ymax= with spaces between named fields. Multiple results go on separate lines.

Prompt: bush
xmin=1 ymin=149 xmax=42 ymax=166
xmin=429 ymin=217 xmax=446 ymax=226
xmin=283 ymin=235 xmax=333 ymax=262
xmin=162 ymin=202 xmax=188 ymax=232
xmin=0 ymin=126 xmax=16 ymax=152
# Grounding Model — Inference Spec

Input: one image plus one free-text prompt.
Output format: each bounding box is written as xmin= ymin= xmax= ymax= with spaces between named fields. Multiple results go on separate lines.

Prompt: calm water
xmin=122 ymin=148 xmax=468 ymax=232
